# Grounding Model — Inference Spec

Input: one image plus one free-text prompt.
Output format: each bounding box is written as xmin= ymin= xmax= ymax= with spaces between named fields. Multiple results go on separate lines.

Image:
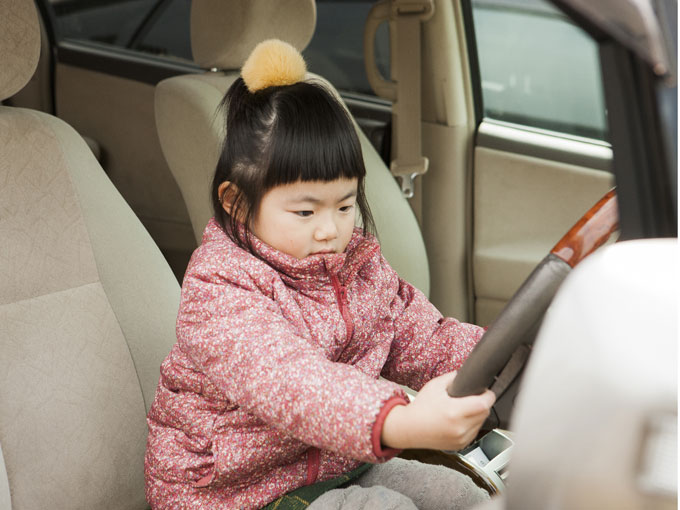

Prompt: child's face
xmin=252 ymin=178 xmax=358 ymax=259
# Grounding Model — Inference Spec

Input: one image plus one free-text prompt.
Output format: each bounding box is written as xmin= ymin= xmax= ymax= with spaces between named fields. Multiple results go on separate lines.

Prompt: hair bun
xmin=241 ymin=39 xmax=307 ymax=93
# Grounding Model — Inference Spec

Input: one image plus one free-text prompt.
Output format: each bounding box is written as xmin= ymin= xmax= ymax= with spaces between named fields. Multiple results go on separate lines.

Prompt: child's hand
xmin=381 ymin=371 xmax=496 ymax=451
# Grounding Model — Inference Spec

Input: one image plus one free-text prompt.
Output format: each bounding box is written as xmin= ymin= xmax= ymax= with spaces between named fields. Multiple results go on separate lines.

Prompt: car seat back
xmin=155 ymin=0 xmax=430 ymax=295
xmin=0 ymin=1 xmax=180 ymax=508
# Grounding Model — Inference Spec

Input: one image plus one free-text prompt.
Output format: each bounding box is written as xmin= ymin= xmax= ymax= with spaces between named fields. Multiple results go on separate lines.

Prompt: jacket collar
xmin=204 ymin=218 xmax=380 ymax=288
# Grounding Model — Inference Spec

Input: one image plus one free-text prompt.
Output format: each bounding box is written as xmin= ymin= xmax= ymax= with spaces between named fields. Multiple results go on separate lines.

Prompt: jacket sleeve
xmin=380 ymin=262 xmax=485 ymax=392
xmin=176 ymin=267 xmax=406 ymax=464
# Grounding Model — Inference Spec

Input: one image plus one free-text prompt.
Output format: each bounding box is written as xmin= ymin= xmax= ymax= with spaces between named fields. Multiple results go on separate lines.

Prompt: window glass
xmin=48 ymin=0 xmax=388 ymax=97
xmin=50 ymin=0 xmax=157 ymax=48
xmin=132 ymin=0 xmax=192 ymax=61
xmin=304 ymin=0 xmax=390 ymax=96
xmin=472 ymin=0 xmax=608 ymax=140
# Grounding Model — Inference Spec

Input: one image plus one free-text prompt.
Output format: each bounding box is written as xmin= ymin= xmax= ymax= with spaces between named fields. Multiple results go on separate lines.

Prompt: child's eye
xmin=339 ymin=205 xmax=354 ymax=213
xmin=295 ymin=210 xmax=314 ymax=217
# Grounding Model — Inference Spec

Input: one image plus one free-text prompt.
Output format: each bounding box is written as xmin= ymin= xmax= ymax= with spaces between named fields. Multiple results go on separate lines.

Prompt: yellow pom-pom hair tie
xmin=241 ymin=39 xmax=307 ymax=93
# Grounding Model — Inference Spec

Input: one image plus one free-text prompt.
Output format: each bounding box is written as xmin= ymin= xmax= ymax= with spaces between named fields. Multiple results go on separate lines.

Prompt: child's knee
xmin=308 ymin=485 xmax=418 ymax=510
xmin=356 ymin=458 xmax=489 ymax=509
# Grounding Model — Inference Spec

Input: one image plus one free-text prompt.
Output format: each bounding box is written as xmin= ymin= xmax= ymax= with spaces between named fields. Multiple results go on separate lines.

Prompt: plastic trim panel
xmin=477 ymin=119 xmax=612 ymax=171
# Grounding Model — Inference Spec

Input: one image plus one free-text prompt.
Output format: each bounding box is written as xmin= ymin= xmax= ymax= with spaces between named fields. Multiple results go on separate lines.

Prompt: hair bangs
xmin=262 ymin=82 xmax=366 ymax=189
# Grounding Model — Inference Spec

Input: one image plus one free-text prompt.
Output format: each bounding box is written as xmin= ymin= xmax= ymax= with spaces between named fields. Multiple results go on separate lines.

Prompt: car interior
xmin=5 ymin=0 xmax=616 ymax=325
xmin=4 ymin=0 xmax=671 ymax=508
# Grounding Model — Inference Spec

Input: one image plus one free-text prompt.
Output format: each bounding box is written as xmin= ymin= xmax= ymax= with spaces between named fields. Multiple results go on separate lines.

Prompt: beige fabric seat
xmin=155 ymin=0 xmax=430 ymax=296
xmin=0 ymin=1 xmax=180 ymax=508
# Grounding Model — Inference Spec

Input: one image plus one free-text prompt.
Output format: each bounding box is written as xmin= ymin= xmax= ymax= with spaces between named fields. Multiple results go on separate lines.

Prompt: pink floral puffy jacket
xmin=145 ymin=219 xmax=484 ymax=509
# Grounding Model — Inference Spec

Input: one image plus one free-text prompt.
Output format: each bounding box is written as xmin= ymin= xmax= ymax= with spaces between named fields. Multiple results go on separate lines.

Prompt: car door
xmin=466 ymin=0 xmax=615 ymax=325
xmin=20 ymin=0 xmax=392 ymax=282
xmin=413 ymin=0 xmax=614 ymax=325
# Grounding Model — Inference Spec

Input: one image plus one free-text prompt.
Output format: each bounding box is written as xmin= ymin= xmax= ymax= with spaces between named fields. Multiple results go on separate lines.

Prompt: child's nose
xmin=314 ymin=215 xmax=339 ymax=241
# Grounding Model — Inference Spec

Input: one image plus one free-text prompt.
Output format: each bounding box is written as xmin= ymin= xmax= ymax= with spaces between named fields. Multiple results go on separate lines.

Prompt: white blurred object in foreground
xmin=505 ymin=239 xmax=678 ymax=509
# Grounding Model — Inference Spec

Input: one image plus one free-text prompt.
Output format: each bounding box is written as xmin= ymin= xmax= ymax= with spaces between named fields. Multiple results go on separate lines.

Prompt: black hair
xmin=211 ymin=77 xmax=376 ymax=253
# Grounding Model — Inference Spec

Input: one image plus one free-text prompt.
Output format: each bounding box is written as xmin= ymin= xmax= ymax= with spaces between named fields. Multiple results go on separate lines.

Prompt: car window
xmin=50 ymin=0 xmax=158 ymax=48
xmin=132 ymin=0 xmax=192 ymax=61
xmin=471 ymin=0 xmax=608 ymax=141
xmin=305 ymin=0 xmax=390 ymax=96
xmin=47 ymin=0 xmax=389 ymax=97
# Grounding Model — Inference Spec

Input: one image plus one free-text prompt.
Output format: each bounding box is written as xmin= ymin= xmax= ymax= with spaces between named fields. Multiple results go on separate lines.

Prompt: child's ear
xmin=217 ymin=181 xmax=240 ymax=217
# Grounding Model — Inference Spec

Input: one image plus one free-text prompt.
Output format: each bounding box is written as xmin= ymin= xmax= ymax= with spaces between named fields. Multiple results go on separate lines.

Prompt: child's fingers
xmin=453 ymin=389 xmax=496 ymax=418
xmin=476 ymin=389 xmax=496 ymax=411
xmin=422 ymin=371 xmax=495 ymax=417
xmin=430 ymin=372 xmax=495 ymax=405
xmin=429 ymin=370 xmax=458 ymax=388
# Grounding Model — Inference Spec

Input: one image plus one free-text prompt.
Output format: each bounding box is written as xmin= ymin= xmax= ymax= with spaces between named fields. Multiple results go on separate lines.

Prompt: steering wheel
xmin=448 ymin=189 xmax=619 ymax=399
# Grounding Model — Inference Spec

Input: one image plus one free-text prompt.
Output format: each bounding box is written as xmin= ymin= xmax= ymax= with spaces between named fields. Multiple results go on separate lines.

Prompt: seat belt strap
xmin=390 ymin=0 xmax=434 ymax=198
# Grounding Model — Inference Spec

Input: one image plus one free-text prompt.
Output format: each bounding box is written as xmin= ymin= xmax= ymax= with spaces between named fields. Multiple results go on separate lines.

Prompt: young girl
xmin=145 ymin=39 xmax=495 ymax=510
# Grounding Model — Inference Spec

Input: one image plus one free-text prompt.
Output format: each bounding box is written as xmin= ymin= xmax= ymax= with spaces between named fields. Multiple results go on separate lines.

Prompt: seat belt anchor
xmin=391 ymin=157 xmax=429 ymax=198
xmin=392 ymin=0 xmax=434 ymax=20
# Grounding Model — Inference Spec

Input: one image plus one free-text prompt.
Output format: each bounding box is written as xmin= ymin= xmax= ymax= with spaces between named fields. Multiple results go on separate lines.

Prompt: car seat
xmin=154 ymin=0 xmax=430 ymax=296
xmin=0 ymin=0 xmax=180 ymax=508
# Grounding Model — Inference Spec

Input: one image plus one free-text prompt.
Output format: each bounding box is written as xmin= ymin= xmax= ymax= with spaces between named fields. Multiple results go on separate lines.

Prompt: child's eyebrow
xmin=290 ymin=190 xmax=357 ymax=204
xmin=337 ymin=190 xmax=358 ymax=202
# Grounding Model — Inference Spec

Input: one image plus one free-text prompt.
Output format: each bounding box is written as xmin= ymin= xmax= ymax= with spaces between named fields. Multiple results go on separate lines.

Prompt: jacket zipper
xmin=307 ymin=447 xmax=320 ymax=485
xmin=303 ymin=275 xmax=351 ymax=486
xmin=330 ymin=274 xmax=354 ymax=341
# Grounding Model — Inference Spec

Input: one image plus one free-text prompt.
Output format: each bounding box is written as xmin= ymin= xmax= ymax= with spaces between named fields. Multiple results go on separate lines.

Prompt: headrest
xmin=0 ymin=0 xmax=40 ymax=102
xmin=190 ymin=0 xmax=316 ymax=70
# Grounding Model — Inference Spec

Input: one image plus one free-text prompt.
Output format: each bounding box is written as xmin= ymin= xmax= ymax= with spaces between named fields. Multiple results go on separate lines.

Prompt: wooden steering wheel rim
xmin=551 ymin=188 xmax=619 ymax=267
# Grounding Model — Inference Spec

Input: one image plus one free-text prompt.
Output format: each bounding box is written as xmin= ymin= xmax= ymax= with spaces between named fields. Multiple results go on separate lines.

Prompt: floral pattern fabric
xmin=145 ymin=219 xmax=484 ymax=509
